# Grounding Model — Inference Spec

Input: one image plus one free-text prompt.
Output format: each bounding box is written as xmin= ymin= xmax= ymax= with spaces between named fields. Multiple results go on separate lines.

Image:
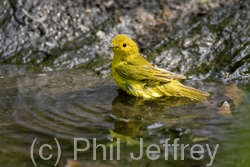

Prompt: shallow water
xmin=0 ymin=69 xmax=249 ymax=167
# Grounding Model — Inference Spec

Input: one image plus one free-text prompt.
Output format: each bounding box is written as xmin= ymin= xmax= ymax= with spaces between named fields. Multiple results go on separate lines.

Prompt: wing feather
xmin=115 ymin=63 xmax=186 ymax=84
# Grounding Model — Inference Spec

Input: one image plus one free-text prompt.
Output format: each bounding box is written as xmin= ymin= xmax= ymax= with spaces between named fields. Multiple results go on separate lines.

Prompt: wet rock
xmin=1 ymin=0 xmax=248 ymax=81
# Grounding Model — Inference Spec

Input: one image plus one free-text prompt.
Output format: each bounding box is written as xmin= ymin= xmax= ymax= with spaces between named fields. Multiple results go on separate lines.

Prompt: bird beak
xmin=109 ymin=44 xmax=118 ymax=49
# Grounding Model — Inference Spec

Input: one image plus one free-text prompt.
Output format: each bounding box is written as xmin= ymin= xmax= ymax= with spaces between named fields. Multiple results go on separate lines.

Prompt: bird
xmin=109 ymin=34 xmax=209 ymax=101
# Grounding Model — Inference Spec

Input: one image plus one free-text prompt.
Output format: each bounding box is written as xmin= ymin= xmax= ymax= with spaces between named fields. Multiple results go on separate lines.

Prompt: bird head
xmin=109 ymin=34 xmax=139 ymax=55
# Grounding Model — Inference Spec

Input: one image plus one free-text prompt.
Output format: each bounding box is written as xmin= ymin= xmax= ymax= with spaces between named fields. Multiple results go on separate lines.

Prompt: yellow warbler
xmin=109 ymin=34 xmax=209 ymax=101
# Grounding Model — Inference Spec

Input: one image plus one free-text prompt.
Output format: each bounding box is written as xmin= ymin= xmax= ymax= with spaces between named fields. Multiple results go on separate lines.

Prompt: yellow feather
xmin=109 ymin=34 xmax=209 ymax=101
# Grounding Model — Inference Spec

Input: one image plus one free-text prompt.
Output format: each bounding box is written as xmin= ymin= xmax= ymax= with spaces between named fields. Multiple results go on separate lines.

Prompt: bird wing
xmin=115 ymin=63 xmax=186 ymax=83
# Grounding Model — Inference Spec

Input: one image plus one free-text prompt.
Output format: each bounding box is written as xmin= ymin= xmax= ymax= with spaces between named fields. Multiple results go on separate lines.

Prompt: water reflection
xmin=111 ymin=91 xmax=200 ymax=137
xmin=0 ymin=70 xmax=250 ymax=167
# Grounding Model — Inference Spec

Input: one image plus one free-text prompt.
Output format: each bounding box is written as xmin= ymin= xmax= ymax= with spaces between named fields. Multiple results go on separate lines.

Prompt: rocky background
xmin=0 ymin=0 xmax=249 ymax=81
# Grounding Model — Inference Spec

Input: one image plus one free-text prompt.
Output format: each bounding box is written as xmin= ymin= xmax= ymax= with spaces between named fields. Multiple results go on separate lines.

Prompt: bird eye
xmin=123 ymin=43 xmax=127 ymax=47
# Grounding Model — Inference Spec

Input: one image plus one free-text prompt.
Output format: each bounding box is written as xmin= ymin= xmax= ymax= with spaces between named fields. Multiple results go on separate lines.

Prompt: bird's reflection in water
xmin=111 ymin=90 xmax=199 ymax=137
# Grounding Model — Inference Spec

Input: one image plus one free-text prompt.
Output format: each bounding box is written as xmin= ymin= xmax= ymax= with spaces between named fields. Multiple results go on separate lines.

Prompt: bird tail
xmin=162 ymin=80 xmax=210 ymax=101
